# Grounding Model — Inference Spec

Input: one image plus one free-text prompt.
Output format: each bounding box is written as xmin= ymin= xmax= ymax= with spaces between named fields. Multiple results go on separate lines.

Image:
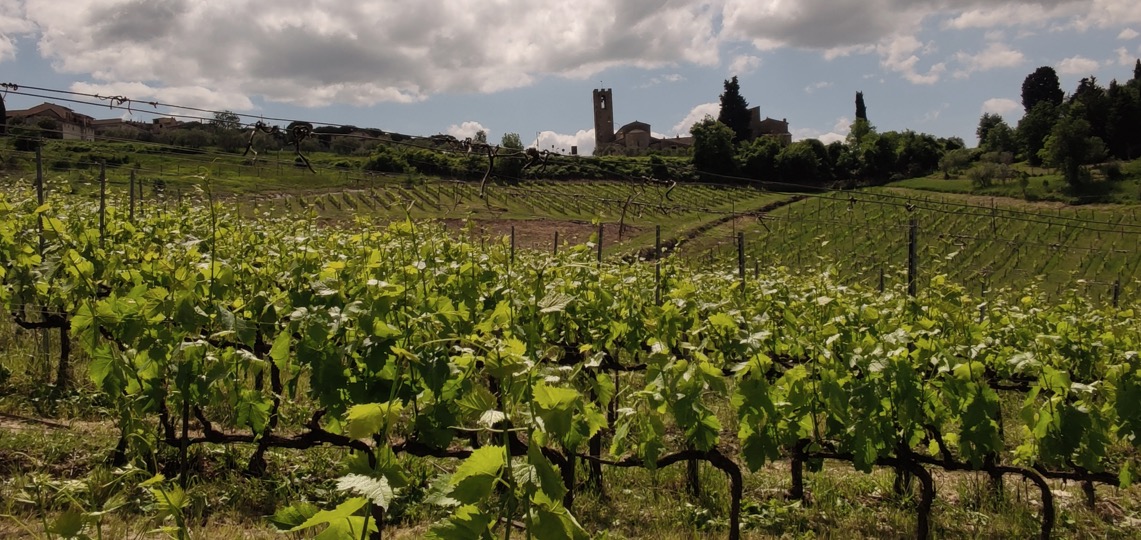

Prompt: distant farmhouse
xmin=592 ymin=88 xmax=791 ymax=156
xmin=6 ymin=102 xmax=96 ymax=141
xmin=4 ymin=101 xmax=184 ymax=141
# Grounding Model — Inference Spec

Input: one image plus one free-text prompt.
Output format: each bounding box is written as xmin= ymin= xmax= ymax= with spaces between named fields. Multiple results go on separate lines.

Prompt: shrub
xmin=1099 ymin=161 xmax=1124 ymax=182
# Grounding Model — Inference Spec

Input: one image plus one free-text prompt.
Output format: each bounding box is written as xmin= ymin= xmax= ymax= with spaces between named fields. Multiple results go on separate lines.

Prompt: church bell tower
xmin=593 ymin=88 xmax=615 ymax=149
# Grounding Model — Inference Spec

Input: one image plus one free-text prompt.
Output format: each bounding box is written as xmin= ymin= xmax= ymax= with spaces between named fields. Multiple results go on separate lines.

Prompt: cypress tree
xmin=855 ymin=92 xmax=867 ymax=121
xmin=717 ymin=76 xmax=752 ymax=144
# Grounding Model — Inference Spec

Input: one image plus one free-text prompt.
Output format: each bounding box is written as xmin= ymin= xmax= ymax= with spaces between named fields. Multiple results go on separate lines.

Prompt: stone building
xmin=5 ymin=102 xmax=95 ymax=140
xmin=591 ymin=88 xmax=791 ymax=154
xmin=592 ymin=88 xmax=694 ymax=155
xmin=748 ymin=110 xmax=792 ymax=145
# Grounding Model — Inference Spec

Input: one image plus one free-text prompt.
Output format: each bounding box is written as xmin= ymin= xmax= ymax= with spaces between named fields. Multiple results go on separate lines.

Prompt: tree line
xmin=691 ymin=79 xmax=963 ymax=187
xmin=977 ymin=61 xmax=1141 ymax=189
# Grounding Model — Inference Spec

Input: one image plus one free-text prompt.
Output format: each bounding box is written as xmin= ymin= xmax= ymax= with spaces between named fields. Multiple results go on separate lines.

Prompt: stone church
xmin=592 ymin=88 xmax=791 ymax=155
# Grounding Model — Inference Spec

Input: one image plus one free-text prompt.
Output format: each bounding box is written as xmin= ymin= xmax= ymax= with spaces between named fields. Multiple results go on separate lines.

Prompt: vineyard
xmin=2 ymin=170 xmax=1141 ymax=539
xmin=682 ymin=189 xmax=1141 ymax=306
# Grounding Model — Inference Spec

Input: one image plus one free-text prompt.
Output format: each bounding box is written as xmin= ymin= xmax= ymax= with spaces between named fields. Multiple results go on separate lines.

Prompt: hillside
xmin=680 ymin=188 xmax=1141 ymax=305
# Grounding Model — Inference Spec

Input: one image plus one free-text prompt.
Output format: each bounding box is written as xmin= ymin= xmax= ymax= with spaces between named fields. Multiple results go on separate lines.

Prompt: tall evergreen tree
xmin=1068 ymin=76 xmax=1110 ymax=143
xmin=1021 ymin=66 xmax=1065 ymax=113
xmin=1107 ymin=80 xmax=1141 ymax=159
xmin=0 ymin=95 xmax=6 ymax=136
xmin=855 ymin=92 xmax=867 ymax=121
xmin=1017 ymin=101 xmax=1059 ymax=166
xmin=717 ymin=76 xmax=752 ymax=144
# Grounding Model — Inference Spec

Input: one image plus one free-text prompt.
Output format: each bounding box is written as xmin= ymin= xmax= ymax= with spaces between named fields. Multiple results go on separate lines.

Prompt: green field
xmin=682 ymin=188 xmax=1141 ymax=305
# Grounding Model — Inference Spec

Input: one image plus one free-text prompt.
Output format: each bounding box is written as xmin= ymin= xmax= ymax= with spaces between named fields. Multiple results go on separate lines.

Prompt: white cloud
xmin=945 ymin=4 xmax=1082 ymax=30
xmin=671 ymin=102 xmax=720 ymax=136
xmin=16 ymin=0 xmax=721 ymax=108
xmin=922 ymin=103 xmax=950 ymax=122
xmin=1116 ymin=46 xmax=1141 ymax=66
xmin=793 ymin=116 xmax=849 ymax=144
xmin=793 ymin=128 xmax=846 ymax=145
xmin=729 ymin=54 xmax=762 ymax=75
xmin=1057 ymin=55 xmax=1101 ymax=75
xmin=804 ymin=81 xmax=833 ymax=93
xmin=70 ymin=81 xmax=255 ymax=113
xmin=446 ymin=121 xmax=490 ymax=141
xmin=533 ymin=129 xmax=595 ymax=156
xmin=638 ymin=73 xmax=687 ymax=88
xmin=952 ymin=42 xmax=1025 ymax=78
xmin=0 ymin=0 xmax=36 ymax=62
xmin=981 ymin=98 xmax=1022 ymax=117
xmin=1120 ymin=28 xmax=1140 ymax=40
xmin=877 ymin=35 xmax=945 ymax=84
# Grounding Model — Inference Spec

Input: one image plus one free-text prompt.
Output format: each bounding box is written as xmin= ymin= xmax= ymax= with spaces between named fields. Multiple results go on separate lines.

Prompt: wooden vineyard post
xmin=737 ymin=232 xmax=745 ymax=295
xmin=908 ymin=217 xmax=918 ymax=297
xmin=553 ymin=230 xmax=559 ymax=256
xmin=1113 ymin=278 xmax=1121 ymax=308
xmin=655 ymin=225 xmax=661 ymax=306
xmin=36 ymin=141 xmax=45 ymax=255
xmin=597 ymin=222 xmax=603 ymax=265
xmin=98 ymin=163 xmax=106 ymax=249
xmin=129 ymin=169 xmax=136 ymax=222
xmin=510 ymin=225 xmax=516 ymax=267
xmin=34 ymin=140 xmax=52 ymax=385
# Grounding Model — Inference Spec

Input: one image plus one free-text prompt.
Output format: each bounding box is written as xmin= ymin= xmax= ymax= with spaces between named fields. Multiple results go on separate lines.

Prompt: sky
xmin=2 ymin=0 xmax=1141 ymax=156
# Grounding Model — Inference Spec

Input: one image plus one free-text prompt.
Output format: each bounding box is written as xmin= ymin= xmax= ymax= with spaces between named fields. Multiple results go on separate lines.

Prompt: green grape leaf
xmin=288 ymin=497 xmax=368 ymax=533
xmin=345 ymin=401 xmax=404 ymax=440
xmin=268 ymin=501 xmax=319 ymax=530
xmin=449 ymin=445 xmax=505 ymax=504
xmin=426 ymin=504 xmax=494 ymax=540
xmin=336 ymin=474 xmax=395 ymax=511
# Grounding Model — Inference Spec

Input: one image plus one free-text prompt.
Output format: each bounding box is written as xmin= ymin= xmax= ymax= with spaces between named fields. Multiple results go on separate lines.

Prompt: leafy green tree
xmin=1016 ymin=101 xmax=1059 ymax=166
xmin=364 ymin=145 xmax=410 ymax=173
xmin=690 ymin=116 xmax=737 ymax=180
xmin=35 ymin=117 xmax=63 ymax=139
xmin=847 ymin=118 xmax=875 ymax=147
xmin=981 ymin=120 xmax=1017 ymax=155
xmin=497 ymin=132 xmax=526 ymax=179
xmin=717 ymin=76 xmax=752 ymax=143
xmin=939 ymin=148 xmax=975 ymax=178
xmin=737 ymin=136 xmax=782 ymax=180
xmin=501 ymin=132 xmax=523 ymax=149
xmin=211 ymin=110 xmax=242 ymax=132
xmin=776 ymin=141 xmax=822 ymax=184
xmin=939 ymin=136 xmax=966 ymax=151
xmin=895 ymin=130 xmax=942 ymax=177
xmin=976 ymin=113 xmax=1004 ymax=147
xmin=1021 ymin=66 xmax=1065 ymax=113
xmin=1068 ymin=77 xmax=1110 ymax=142
xmin=1038 ymin=115 xmax=1107 ymax=189
xmin=1107 ymin=80 xmax=1141 ymax=159
xmin=858 ymin=134 xmax=896 ymax=181
xmin=855 ymin=91 xmax=868 ymax=121
xmin=216 ymin=130 xmax=245 ymax=153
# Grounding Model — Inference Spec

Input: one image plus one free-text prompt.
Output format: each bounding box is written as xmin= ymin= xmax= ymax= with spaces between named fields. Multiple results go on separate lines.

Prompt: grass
xmin=4 ymin=316 xmax=1140 ymax=539
xmin=3 ymin=415 xmax=1140 ymax=539
xmin=889 ymin=159 xmax=1141 ymax=204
